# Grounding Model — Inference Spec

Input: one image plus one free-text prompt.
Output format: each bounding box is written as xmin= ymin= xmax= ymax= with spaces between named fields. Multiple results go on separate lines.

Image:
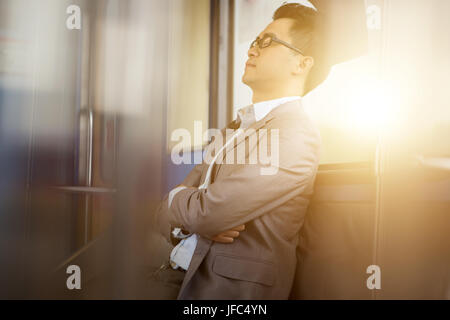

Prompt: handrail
xmin=416 ymin=155 xmax=450 ymax=171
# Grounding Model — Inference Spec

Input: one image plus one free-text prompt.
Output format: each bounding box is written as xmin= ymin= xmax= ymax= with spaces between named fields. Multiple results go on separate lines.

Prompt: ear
xmin=293 ymin=56 xmax=314 ymax=76
xmin=300 ymin=56 xmax=314 ymax=73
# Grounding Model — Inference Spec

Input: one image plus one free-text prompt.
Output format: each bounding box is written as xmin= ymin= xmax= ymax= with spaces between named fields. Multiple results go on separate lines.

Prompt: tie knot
xmin=237 ymin=104 xmax=256 ymax=129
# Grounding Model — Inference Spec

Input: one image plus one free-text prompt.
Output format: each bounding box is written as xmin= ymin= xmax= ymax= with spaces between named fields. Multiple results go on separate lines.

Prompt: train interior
xmin=0 ymin=0 xmax=449 ymax=299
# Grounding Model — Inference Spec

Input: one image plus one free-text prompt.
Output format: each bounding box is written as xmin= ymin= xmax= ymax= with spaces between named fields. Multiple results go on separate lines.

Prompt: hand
xmin=211 ymin=225 xmax=246 ymax=243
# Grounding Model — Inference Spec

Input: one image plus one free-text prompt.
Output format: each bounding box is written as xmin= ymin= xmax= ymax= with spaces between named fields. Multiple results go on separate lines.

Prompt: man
xmin=154 ymin=2 xmax=322 ymax=299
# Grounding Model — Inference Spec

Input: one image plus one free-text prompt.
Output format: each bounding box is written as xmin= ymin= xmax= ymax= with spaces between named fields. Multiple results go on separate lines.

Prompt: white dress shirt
xmin=168 ymin=96 xmax=301 ymax=270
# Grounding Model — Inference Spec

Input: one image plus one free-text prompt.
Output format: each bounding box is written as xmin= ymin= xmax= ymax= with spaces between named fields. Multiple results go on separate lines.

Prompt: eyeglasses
xmin=250 ymin=33 xmax=304 ymax=55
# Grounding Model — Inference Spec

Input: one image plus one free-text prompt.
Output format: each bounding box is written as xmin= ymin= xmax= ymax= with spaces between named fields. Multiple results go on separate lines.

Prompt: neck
xmin=251 ymin=82 xmax=305 ymax=104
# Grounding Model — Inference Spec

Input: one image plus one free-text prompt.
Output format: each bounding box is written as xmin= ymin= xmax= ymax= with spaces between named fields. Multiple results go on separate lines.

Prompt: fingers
xmin=211 ymin=235 xmax=234 ymax=243
xmin=222 ymin=230 xmax=240 ymax=238
xmin=212 ymin=230 xmax=239 ymax=242
xmin=232 ymin=224 xmax=245 ymax=232
xmin=211 ymin=225 xmax=246 ymax=243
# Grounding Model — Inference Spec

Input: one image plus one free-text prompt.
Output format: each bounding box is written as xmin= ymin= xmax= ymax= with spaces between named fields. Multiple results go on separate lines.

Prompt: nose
xmin=248 ymin=45 xmax=259 ymax=58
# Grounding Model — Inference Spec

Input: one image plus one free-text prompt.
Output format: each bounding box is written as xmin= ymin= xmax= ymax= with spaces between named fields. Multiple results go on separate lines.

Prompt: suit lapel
xmin=213 ymin=99 xmax=301 ymax=180
xmin=203 ymin=119 xmax=239 ymax=161
xmin=177 ymin=236 xmax=212 ymax=298
xmin=214 ymin=113 xmax=274 ymax=174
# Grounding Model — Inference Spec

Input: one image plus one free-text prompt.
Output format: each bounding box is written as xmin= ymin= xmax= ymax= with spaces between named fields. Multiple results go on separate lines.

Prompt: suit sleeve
xmin=153 ymin=119 xmax=241 ymax=240
xmin=168 ymin=117 xmax=321 ymax=239
xmin=179 ymin=161 xmax=205 ymax=188
xmin=153 ymin=162 xmax=205 ymax=242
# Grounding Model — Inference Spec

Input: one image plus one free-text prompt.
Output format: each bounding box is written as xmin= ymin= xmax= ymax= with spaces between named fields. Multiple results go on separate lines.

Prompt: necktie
xmin=238 ymin=104 xmax=257 ymax=129
xmin=199 ymin=105 xmax=255 ymax=189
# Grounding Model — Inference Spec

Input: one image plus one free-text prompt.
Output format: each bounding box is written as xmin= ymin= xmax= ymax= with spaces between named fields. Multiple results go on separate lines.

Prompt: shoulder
xmin=266 ymin=105 xmax=321 ymax=145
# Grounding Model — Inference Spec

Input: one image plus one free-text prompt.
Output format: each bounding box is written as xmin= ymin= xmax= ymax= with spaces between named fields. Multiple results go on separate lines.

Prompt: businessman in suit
xmin=154 ymin=2 xmax=322 ymax=299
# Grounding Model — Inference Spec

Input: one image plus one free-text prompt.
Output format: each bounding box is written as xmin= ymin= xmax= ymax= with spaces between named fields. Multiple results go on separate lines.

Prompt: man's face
xmin=242 ymin=18 xmax=303 ymax=90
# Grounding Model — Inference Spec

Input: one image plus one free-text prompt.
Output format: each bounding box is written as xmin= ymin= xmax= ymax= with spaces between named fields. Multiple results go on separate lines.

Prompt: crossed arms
xmin=155 ymin=118 xmax=321 ymax=241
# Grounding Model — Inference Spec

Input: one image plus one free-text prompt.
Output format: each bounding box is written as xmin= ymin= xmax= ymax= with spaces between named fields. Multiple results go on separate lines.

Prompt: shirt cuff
xmin=168 ymin=186 xmax=187 ymax=209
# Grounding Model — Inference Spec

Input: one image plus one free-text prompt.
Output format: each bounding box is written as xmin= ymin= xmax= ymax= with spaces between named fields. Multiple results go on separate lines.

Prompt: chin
xmin=242 ymin=73 xmax=253 ymax=86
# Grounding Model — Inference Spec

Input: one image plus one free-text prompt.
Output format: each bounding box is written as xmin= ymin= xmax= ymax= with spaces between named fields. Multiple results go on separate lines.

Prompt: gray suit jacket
xmin=156 ymin=100 xmax=321 ymax=299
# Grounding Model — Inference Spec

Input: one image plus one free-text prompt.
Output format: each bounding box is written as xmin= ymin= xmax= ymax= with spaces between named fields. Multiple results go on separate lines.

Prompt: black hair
xmin=272 ymin=2 xmax=319 ymax=54
xmin=273 ymin=2 xmax=330 ymax=95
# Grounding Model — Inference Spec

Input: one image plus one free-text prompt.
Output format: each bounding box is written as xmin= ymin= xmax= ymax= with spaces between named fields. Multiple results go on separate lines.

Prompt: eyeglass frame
xmin=249 ymin=32 xmax=305 ymax=56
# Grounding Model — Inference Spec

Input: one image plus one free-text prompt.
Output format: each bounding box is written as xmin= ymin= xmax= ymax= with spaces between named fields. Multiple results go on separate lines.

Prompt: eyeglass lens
xmin=250 ymin=35 xmax=273 ymax=49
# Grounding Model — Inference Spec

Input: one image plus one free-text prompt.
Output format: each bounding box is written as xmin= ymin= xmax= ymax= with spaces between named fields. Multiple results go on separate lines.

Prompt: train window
xmin=166 ymin=0 xmax=210 ymax=152
xmin=380 ymin=0 xmax=450 ymax=160
xmin=233 ymin=0 xmax=288 ymax=116
xmin=232 ymin=0 xmax=384 ymax=165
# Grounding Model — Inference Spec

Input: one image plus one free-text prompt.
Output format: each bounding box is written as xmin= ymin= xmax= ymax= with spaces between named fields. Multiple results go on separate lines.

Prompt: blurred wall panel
xmin=56 ymin=0 xmax=172 ymax=299
xmin=0 ymin=0 xmax=172 ymax=298
xmin=0 ymin=0 xmax=37 ymax=298
xmin=375 ymin=0 xmax=450 ymax=299
xmin=166 ymin=0 xmax=210 ymax=152
xmin=0 ymin=0 xmax=91 ymax=297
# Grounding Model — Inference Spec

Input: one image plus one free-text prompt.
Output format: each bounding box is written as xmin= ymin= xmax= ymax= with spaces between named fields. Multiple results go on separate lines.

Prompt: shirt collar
xmin=253 ymin=96 xmax=301 ymax=121
xmin=236 ymin=96 xmax=301 ymax=126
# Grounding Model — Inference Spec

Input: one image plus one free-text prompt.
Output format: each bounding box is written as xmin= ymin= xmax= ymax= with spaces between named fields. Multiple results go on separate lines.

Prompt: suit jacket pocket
xmin=212 ymin=255 xmax=275 ymax=286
